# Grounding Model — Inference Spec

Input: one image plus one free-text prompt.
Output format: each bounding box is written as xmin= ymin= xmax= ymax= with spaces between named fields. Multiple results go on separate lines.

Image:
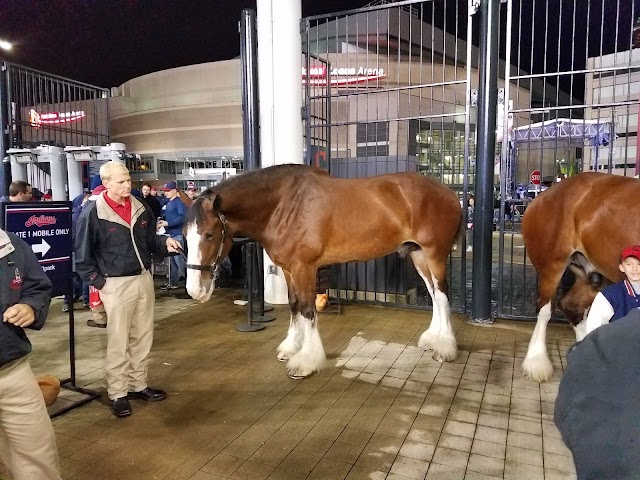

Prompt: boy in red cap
xmin=585 ymin=245 xmax=640 ymax=335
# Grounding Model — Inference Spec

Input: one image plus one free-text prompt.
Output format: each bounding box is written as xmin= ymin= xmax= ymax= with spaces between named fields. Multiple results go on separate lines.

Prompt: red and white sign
xmin=29 ymin=109 xmax=86 ymax=127
xmin=186 ymin=181 xmax=195 ymax=189
xmin=25 ymin=215 xmax=57 ymax=227
xmin=302 ymin=65 xmax=386 ymax=86
xmin=530 ymin=170 xmax=542 ymax=185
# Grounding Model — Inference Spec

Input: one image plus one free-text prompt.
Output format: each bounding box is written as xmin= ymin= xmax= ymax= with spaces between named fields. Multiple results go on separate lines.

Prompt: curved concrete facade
xmin=110 ymin=60 xmax=244 ymax=186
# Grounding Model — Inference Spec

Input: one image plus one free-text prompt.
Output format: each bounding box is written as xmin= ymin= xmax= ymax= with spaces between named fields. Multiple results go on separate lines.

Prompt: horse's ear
xmin=213 ymin=194 xmax=222 ymax=212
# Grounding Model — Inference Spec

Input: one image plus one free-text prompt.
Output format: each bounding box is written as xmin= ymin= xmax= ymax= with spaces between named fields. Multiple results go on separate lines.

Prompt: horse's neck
xmin=220 ymin=185 xmax=274 ymax=241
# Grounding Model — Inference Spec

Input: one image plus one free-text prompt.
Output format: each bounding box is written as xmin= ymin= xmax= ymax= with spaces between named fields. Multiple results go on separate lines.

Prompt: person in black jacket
xmin=140 ymin=182 xmax=162 ymax=219
xmin=0 ymin=228 xmax=61 ymax=480
xmin=555 ymin=308 xmax=640 ymax=479
xmin=75 ymin=162 xmax=180 ymax=418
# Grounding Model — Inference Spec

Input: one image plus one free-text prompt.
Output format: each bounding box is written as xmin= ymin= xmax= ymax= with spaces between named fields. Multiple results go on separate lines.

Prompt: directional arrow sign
xmin=32 ymin=239 xmax=51 ymax=257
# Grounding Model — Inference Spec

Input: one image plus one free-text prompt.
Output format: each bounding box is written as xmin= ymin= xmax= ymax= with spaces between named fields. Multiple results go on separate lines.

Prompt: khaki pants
xmin=100 ymin=271 xmax=155 ymax=400
xmin=0 ymin=358 xmax=61 ymax=480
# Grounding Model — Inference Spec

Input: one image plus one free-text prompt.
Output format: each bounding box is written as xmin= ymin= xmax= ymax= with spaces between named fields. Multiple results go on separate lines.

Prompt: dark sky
xmin=0 ymin=0 xmax=371 ymax=88
xmin=0 ymin=0 xmax=637 ymax=91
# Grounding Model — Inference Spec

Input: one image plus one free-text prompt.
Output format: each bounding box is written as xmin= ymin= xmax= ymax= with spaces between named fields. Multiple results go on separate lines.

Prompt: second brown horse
xmin=522 ymin=172 xmax=640 ymax=381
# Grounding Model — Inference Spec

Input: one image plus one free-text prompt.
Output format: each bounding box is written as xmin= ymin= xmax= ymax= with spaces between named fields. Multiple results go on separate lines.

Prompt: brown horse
xmin=183 ymin=164 xmax=463 ymax=378
xmin=521 ymin=172 xmax=640 ymax=381
xmin=177 ymin=189 xmax=193 ymax=208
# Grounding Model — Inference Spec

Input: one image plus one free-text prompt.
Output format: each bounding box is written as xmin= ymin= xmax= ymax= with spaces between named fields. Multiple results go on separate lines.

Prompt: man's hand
xmin=3 ymin=304 xmax=36 ymax=328
xmin=157 ymin=220 xmax=168 ymax=229
xmin=166 ymin=237 xmax=181 ymax=253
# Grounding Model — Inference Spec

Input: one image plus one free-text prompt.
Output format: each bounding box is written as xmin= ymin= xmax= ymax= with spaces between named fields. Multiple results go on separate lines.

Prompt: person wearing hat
xmin=156 ymin=181 xmax=187 ymax=290
xmin=585 ymin=245 xmax=640 ymax=335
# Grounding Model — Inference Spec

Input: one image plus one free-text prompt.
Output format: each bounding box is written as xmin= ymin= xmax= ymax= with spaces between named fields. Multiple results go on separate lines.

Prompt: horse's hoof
xmin=522 ymin=354 xmax=554 ymax=382
xmin=287 ymin=368 xmax=311 ymax=379
xmin=432 ymin=350 xmax=457 ymax=362
xmin=277 ymin=348 xmax=297 ymax=362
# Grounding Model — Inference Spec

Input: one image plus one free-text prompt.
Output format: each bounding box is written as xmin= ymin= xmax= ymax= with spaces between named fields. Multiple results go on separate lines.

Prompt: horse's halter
xmin=179 ymin=212 xmax=228 ymax=274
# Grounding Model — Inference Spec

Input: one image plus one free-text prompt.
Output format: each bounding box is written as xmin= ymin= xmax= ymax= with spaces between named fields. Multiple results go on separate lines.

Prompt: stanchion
xmin=51 ymin=274 xmax=101 ymax=418
xmin=236 ymin=242 xmax=265 ymax=332
xmin=253 ymin=244 xmax=275 ymax=323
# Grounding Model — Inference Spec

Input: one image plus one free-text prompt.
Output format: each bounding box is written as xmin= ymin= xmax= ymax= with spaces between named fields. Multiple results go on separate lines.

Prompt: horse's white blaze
xmin=185 ymin=223 xmax=214 ymax=302
xmin=522 ymin=302 xmax=554 ymax=382
xmin=286 ymin=313 xmax=326 ymax=378
xmin=277 ymin=314 xmax=303 ymax=361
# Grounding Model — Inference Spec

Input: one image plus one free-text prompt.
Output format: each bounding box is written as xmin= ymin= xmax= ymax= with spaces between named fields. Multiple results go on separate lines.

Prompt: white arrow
xmin=32 ymin=239 xmax=51 ymax=257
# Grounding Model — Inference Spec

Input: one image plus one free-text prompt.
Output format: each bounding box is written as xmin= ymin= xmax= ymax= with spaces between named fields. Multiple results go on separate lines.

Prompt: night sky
xmin=0 ymin=0 xmax=370 ymax=87
xmin=0 ymin=0 xmax=637 ymax=92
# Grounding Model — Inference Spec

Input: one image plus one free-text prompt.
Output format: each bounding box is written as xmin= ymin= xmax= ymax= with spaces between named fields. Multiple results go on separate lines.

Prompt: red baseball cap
xmin=621 ymin=245 xmax=640 ymax=261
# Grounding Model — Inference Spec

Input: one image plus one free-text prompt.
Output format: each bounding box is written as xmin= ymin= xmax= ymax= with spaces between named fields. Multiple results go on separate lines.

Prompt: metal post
xmin=471 ymin=0 xmax=500 ymax=323
xmin=240 ymin=9 xmax=260 ymax=172
xmin=236 ymin=242 xmax=265 ymax=332
xmin=0 ymin=60 xmax=9 ymax=197
xmin=253 ymin=245 xmax=276 ymax=322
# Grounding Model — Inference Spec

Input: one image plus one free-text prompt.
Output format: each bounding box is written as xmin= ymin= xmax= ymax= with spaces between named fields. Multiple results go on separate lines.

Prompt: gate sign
xmin=530 ymin=170 xmax=542 ymax=185
xmin=2 ymin=202 xmax=73 ymax=296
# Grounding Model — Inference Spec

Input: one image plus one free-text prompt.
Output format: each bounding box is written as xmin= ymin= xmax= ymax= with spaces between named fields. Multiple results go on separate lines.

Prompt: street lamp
xmin=0 ymin=39 xmax=12 ymax=51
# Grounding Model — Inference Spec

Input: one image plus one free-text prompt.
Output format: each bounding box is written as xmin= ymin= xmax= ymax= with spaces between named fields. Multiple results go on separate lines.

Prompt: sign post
xmin=1 ymin=201 xmax=100 ymax=417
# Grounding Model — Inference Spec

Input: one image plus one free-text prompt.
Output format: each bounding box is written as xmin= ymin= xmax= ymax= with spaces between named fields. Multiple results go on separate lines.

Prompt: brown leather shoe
xmin=127 ymin=387 xmax=167 ymax=402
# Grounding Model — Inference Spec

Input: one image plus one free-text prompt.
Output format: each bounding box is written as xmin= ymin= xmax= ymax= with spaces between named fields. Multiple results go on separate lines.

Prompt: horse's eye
xmin=205 ymin=233 xmax=214 ymax=241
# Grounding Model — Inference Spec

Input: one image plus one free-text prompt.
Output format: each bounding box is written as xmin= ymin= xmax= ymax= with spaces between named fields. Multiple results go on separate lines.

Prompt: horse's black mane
xmin=185 ymin=164 xmax=316 ymax=226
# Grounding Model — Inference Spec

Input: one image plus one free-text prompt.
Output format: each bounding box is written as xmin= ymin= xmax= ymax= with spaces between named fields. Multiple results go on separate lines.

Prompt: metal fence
xmin=1 ymin=62 xmax=110 ymax=193
xmin=302 ymin=0 xmax=638 ymax=320
xmin=302 ymin=0 xmax=476 ymax=313
xmin=496 ymin=0 xmax=638 ymax=319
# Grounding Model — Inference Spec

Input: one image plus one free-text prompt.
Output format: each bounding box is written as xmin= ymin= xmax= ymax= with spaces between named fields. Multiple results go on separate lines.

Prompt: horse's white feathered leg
xmin=277 ymin=314 xmax=303 ymax=361
xmin=522 ymin=302 xmax=554 ymax=382
xmin=415 ymin=267 xmax=457 ymax=361
xmin=286 ymin=313 xmax=326 ymax=379
xmin=416 ymin=266 xmax=441 ymax=351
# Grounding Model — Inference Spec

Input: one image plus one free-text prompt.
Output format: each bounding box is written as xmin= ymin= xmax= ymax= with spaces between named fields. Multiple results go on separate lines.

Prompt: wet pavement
xmin=0 ymin=284 xmax=578 ymax=480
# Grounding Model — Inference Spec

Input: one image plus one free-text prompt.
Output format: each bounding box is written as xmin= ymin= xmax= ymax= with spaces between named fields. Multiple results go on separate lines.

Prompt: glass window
xmin=415 ymin=122 xmax=475 ymax=190
xmin=127 ymin=155 xmax=154 ymax=173
xmin=356 ymin=122 xmax=389 ymax=157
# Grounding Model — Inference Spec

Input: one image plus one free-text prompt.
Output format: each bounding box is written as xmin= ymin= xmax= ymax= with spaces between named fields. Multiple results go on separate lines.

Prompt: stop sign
xmin=530 ymin=170 xmax=541 ymax=185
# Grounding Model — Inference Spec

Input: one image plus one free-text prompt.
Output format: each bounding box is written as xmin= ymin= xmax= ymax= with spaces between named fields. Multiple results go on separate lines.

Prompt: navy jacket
xmin=163 ymin=197 xmax=187 ymax=237
xmin=555 ymin=309 xmax=640 ymax=479
xmin=75 ymin=192 xmax=168 ymax=290
xmin=0 ymin=230 xmax=52 ymax=366
xmin=601 ymin=280 xmax=640 ymax=322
